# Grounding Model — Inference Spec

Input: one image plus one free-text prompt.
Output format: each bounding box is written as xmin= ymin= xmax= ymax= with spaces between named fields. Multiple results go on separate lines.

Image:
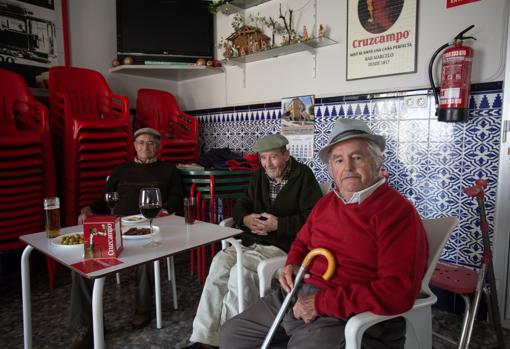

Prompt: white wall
xmin=67 ymin=0 xmax=509 ymax=110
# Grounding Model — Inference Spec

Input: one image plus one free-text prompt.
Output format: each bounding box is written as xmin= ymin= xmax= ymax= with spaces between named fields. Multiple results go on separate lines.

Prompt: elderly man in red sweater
xmin=220 ymin=119 xmax=428 ymax=349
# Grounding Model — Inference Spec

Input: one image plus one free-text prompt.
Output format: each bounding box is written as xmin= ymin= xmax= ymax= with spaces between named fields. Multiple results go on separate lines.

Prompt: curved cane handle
xmin=301 ymin=248 xmax=336 ymax=281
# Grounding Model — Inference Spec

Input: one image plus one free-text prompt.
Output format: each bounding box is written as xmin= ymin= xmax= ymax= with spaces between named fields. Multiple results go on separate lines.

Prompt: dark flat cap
xmin=252 ymin=134 xmax=289 ymax=152
xmin=318 ymin=119 xmax=385 ymax=162
xmin=134 ymin=127 xmax=161 ymax=139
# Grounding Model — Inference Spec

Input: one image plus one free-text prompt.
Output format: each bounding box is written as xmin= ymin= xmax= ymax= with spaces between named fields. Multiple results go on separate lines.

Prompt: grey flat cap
xmin=252 ymin=134 xmax=289 ymax=152
xmin=318 ymin=119 xmax=385 ymax=163
xmin=134 ymin=127 xmax=161 ymax=139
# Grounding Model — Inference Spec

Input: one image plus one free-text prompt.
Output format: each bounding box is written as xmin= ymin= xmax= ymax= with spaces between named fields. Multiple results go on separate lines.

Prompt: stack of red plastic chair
xmin=135 ymin=88 xmax=198 ymax=164
xmin=49 ymin=66 xmax=133 ymax=226
xmin=0 ymin=69 xmax=58 ymax=285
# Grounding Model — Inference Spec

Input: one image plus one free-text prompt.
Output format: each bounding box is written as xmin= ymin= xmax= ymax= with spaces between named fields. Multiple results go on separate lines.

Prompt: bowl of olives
xmin=52 ymin=232 xmax=84 ymax=248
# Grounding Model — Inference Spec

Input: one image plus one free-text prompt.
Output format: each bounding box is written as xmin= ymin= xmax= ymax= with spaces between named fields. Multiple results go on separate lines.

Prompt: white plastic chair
xmin=257 ymin=216 xmax=459 ymax=349
xmin=219 ymin=217 xmax=246 ymax=312
xmin=319 ymin=181 xmax=332 ymax=195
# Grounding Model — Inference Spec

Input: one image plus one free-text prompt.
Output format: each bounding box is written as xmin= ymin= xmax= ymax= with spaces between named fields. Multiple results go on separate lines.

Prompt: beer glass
xmin=44 ymin=197 xmax=61 ymax=238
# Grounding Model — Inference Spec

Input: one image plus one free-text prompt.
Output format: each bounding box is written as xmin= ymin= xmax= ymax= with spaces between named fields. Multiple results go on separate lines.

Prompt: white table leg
xmin=92 ymin=277 xmax=105 ymax=349
xmin=169 ymin=256 xmax=178 ymax=310
xmin=224 ymin=238 xmax=245 ymax=312
xmin=154 ymin=260 xmax=162 ymax=329
xmin=166 ymin=256 xmax=171 ymax=281
xmin=21 ymin=245 xmax=34 ymax=349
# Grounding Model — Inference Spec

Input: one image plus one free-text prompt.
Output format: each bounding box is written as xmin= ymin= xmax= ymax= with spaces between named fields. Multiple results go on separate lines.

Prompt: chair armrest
xmin=345 ymin=312 xmax=396 ymax=349
xmin=219 ymin=218 xmax=235 ymax=250
xmin=257 ymin=255 xmax=286 ymax=297
xmin=219 ymin=217 xmax=234 ymax=227
xmin=344 ymin=291 xmax=437 ymax=349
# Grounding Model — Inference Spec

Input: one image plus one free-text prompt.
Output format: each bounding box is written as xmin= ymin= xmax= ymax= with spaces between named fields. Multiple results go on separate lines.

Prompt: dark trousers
xmin=220 ymin=284 xmax=406 ymax=349
xmin=70 ymin=263 xmax=154 ymax=329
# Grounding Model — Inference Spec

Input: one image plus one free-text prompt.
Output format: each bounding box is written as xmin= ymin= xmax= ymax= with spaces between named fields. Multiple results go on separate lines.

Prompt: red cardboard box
xmin=83 ymin=215 xmax=123 ymax=258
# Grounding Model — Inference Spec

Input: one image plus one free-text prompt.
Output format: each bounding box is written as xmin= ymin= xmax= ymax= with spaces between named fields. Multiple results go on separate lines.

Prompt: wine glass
xmin=105 ymin=192 xmax=119 ymax=215
xmin=139 ymin=188 xmax=162 ymax=247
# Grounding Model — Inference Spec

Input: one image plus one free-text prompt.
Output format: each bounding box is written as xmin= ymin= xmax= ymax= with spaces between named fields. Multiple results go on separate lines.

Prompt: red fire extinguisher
xmin=429 ymin=25 xmax=476 ymax=122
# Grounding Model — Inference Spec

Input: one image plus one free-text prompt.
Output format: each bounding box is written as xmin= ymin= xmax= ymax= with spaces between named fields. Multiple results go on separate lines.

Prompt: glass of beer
xmin=44 ymin=197 xmax=61 ymax=238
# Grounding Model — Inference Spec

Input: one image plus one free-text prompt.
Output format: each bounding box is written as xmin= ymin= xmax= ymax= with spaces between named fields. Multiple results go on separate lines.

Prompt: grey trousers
xmin=70 ymin=263 xmax=154 ymax=329
xmin=219 ymin=284 xmax=406 ymax=349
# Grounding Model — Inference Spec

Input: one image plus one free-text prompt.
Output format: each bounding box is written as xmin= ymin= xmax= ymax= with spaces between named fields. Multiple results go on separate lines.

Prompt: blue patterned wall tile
xmin=372 ymin=99 xmax=399 ymax=120
xmin=428 ymin=120 xmax=465 ymax=145
xmin=428 ymin=143 xmax=464 ymax=168
xmin=398 ymin=142 xmax=429 ymax=167
xmin=465 ymin=116 xmax=501 ymax=144
xmin=398 ymin=119 xmax=430 ymax=142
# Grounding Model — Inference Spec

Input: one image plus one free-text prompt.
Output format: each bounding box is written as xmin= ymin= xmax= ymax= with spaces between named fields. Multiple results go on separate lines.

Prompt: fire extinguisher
xmin=429 ymin=25 xmax=476 ymax=122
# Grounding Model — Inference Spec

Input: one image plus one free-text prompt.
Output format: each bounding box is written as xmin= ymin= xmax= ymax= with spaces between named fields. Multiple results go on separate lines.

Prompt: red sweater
xmin=286 ymin=183 xmax=428 ymax=319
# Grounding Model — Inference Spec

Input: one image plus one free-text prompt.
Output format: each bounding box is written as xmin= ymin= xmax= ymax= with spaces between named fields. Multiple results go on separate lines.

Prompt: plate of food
xmin=52 ymin=232 xmax=84 ymax=248
xmin=121 ymin=214 xmax=148 ymax=225
xmin=122 ymin=225 xmax=160 ymax=240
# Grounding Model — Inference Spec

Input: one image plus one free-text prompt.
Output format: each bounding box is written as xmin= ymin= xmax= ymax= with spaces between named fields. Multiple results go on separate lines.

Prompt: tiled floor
xmin=1 ymin=250 xmax=509 ymax=349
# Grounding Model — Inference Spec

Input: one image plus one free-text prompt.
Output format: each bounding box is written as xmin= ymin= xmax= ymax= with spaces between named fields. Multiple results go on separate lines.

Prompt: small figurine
xmin=301 ymin=25 xmax=309 ymax=42
xmin=231 ymin=45 xmax=239 ymax=57
xmin=261 ymin=40 xmax=267 ymax=50
xmin=251 ymin=40 xmax=260 ymax=53
xmin=239 ymin=46 xmax=246 ymax=56
xmin=223 ymin=41 xmax=232 ymax=59
xmin=318 ymin=24 xmax=325 ymax=38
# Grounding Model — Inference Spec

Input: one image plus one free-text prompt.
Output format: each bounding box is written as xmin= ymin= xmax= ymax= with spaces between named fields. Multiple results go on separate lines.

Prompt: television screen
xmin=116 ymin=0 xmax=214 ymax=62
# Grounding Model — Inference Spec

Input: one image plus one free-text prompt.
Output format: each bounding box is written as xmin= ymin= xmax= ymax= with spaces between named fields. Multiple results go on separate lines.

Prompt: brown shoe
xmin=130 ymin=312 xmax=152 ymax=329
xmin=69 ymin=327 xmax=92 ymax=349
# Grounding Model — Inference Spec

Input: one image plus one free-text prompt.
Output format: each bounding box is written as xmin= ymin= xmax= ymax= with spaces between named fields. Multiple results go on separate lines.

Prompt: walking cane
xmin=261 ymin=248 xmax=336 ymax=349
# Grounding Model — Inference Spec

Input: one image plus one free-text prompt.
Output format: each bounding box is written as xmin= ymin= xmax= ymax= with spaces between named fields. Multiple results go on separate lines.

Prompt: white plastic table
xmin=20 ymin=215 xmax=243 ymax=349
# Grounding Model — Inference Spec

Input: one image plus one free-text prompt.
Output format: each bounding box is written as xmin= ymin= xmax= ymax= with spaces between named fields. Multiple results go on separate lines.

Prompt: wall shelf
xmin=108 ymin=65 xmax=224 ymax=81
xmin=218 ymin=0 xmax=270 ymax=15
xmin=226 ymin=37 xmax=337 ymax=64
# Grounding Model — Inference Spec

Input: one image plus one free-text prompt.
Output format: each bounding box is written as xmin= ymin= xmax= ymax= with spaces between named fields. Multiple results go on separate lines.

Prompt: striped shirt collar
xmin=334 ymin=177 xmax=386 ymax=204
xmin=267 ymin=158 xmax=292 ymax=201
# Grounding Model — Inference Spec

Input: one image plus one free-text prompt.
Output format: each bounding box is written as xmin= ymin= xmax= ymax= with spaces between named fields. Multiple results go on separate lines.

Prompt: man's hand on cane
xmin=279 ymin=265 xmax=317 ymax=323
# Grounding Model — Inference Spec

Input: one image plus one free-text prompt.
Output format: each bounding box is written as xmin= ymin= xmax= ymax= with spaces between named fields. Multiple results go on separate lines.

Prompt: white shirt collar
xmin=334 ymin=177 xmax=386 ymax=204
xmin=134 ymin=157 xmax=158 ymax=164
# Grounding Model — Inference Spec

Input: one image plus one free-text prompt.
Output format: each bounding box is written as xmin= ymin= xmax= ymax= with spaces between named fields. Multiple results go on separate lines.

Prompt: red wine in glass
xmin=139 ymin=188 xmax=162 ymax=247
xmin=140 ymin=204 xmax=161 ymax=219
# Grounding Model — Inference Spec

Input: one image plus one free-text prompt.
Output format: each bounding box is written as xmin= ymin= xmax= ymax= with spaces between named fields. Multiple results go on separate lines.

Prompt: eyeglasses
xmin=135 ymin=140 xmax=157 ymax=146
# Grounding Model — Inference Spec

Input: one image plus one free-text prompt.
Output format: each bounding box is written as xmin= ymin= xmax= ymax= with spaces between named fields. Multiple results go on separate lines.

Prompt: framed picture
xmin=346 ymin=0 xmax=418 ymax=80
xmin=0 ymin=0 xmax=70 ymax=87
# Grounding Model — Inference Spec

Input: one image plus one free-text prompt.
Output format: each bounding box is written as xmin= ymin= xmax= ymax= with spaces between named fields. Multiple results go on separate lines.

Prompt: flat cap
xmin=318 ymin=119 xmax=385 ymax=163
xmin=134 ymin=127 xmax=161 ymax=139
xmin=252 ymin=134 xmax=289 ymax=153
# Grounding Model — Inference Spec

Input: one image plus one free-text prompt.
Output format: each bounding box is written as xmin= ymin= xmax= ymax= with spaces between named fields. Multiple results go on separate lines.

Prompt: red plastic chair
xmin=49 ymin=66 xmax=133 ymax=225
xmin=135 ymin=88 xmax=199 ymax=164
xmin=430 ymin=180 xmax=506 ymax=349
xmin=0 ymin=68 xmax=58 ymax=288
